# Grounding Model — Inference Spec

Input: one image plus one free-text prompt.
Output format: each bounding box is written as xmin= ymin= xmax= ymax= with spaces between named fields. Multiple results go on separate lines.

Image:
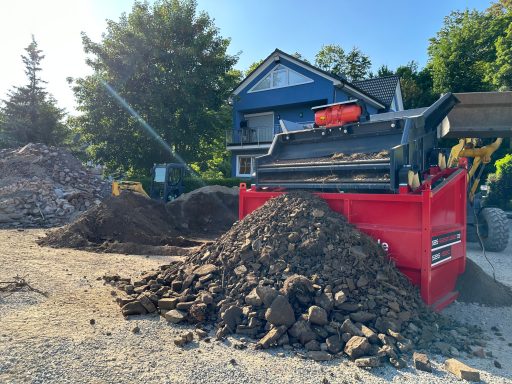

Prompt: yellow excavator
xmin=112 ymin=163 xmax=185 ymax=202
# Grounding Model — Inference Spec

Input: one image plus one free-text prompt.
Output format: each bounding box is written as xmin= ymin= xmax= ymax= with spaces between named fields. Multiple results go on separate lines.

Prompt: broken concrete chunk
xmin=265 ymin=295 xmax=295 ymax=327
xmin=121 ymin=301 xmax=147 ymax=316
xmin=444 ymin=358 xmax=480 ymax=381
xmin=341 ymin=319 xmax=364 ymax=337
xmin=413 ymin=352 xmax=432 ymax=373
xmin=256 ymin=285 xmax=279 ymax=307
xmin=307 ymin=305 xmax=328 ymax=326
xmin=256 ymin=325 xmax=287 ymax=349
xmin=344 ymin=336 xmax=370 ymax=359
xmin=355 ymin=356 xmax=380 ymax=368
xmin=193 ymin=264 xmax=218 ymax=276
xmin=164 ymin=309 xmax=187 ymax=323
xmin=245 ymin=288 xmax=263 ymax=307
xmin=158 ymin=298 xmax=178 ymax=310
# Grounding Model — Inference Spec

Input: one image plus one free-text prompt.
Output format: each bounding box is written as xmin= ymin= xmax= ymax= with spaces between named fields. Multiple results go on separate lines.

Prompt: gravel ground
xmin=0 ymin=226 xmax=511 ymax=384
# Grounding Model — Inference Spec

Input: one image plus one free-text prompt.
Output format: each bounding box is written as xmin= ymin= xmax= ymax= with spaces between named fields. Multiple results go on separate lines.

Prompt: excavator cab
xmin=149 ymin=163 xmax=185 ymax=202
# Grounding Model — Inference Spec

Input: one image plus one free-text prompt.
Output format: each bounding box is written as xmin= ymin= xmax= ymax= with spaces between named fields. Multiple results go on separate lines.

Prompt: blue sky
xmin=0 ymin=0 xmax=492 ymax=114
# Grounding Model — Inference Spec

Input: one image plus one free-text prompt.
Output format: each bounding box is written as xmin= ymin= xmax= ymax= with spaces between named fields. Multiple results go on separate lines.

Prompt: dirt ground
xmin=1 ymin=226 xmax=511 ymax=384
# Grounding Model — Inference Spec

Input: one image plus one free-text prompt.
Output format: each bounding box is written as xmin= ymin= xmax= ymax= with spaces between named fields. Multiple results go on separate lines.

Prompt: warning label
xmin=431 ymin=230 xmax=461 ymax=251
xmin=431 ymin=246 xmax=452 ymax=266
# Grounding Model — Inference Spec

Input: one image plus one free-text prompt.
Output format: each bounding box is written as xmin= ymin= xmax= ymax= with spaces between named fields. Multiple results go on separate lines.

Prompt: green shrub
xmin=485 ymin=153 xmax=512 ymax=210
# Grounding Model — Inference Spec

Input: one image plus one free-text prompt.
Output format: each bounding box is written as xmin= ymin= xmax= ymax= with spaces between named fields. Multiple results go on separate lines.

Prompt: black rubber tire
xmin=477 ymin=207 xmax=510 ymax=252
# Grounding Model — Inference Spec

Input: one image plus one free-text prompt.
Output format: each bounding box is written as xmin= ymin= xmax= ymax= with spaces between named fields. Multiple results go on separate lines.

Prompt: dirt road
xmin=0 ymin=228 xmax=511 ymax=383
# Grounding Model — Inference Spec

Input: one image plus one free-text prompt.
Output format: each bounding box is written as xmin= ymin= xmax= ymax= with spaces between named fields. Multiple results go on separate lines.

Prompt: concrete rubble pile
xmin=112 ymin=192 xmax=484 ymax=368
xmin=0 ymin=143 xmax=107 ymax=227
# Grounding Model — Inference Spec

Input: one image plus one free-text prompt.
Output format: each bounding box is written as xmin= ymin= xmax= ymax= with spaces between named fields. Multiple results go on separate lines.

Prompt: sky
xmin=0 ymin=0 xmax=492 ymax=115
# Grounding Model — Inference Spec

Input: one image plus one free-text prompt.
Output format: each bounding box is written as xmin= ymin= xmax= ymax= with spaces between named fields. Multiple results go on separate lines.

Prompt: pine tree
xmin=0 ymin=36 xmax=66 ymax=147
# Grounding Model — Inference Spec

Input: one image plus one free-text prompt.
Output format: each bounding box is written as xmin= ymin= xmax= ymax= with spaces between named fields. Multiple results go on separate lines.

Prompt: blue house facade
xmin=227 ymin=49 xmax=404 ymax=178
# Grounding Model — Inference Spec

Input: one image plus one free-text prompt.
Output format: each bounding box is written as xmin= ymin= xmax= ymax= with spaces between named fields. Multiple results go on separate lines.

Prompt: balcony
xmin=226 ymin=121 xmax=314 ymax=148
xmin=226 ymin=125 xmax=279 ymax=148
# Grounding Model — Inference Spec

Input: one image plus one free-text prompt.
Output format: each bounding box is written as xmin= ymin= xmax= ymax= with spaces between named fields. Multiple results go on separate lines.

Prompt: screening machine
xmin=239 ymin=92 xmax=512 ymax=310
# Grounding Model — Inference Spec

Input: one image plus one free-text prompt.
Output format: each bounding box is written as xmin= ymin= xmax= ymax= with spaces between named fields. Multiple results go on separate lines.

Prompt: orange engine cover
xmin=314 ymin=104 xmax=362 ymax=127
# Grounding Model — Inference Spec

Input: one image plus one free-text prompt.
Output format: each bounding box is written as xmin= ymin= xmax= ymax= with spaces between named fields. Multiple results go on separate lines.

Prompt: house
xmin=227 ymin=49 xmax=404 ymax=178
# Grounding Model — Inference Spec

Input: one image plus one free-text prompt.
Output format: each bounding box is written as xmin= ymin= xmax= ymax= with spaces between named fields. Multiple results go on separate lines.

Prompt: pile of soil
xmin=166 ymin=185 xmax=239 ymax=234
xmin=112 ymin=193 xmax=483 ymax=367
xmin=456 ymin=258 xmax=512 ymax=306
xmin=0 ymin=143 xmax=108 ymax=227
xmin=39 ymin=186 xmax=238 ymax=255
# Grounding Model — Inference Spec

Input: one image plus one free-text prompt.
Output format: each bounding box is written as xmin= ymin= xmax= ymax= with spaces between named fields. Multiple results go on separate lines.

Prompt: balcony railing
xmin=226 ymin=125 xmax=279 ymax=147
xmin=226 ymin=121 xmax=315 ymax=147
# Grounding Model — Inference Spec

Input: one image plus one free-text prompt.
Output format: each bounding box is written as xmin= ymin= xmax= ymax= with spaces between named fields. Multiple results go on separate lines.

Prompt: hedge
xmin=485 ymin=153 xmax=512 ymax=210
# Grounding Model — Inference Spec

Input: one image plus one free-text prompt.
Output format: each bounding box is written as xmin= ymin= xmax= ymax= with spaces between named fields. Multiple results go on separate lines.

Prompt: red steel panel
xmin=238 ymin=168 xmax=468 ymax=310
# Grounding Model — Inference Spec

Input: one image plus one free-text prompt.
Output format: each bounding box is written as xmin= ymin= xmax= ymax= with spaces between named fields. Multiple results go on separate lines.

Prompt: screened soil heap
xmin=456 ymin=258 xmax=512 ymax=307
xmin=39 ymin=186 xmax=238 ymax=255
xmin=112 ymin=192 xmax=483 ymax=367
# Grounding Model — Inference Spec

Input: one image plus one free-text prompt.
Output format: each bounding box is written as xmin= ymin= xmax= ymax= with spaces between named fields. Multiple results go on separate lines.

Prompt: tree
xmin=315 ymin=44 xmax=371 ymax=81
xmin=428 ymin=2 xmax=512 ymax=93
xmin=71 ymin=0 xmax=239 ymax=175
xmin=0 ymin=36 xmax=66 ymax=147
xmin=376 ymin=65 xmax=394 ymax=77
xmin=394 ymin=61 xmax=436 ymax=109
xmin=245 ymin=59 xmax=264 ymax=77
xmin=315 ymin=44 xmax=346 ymax=77
xmin=344 ymin=47 xmax=372 ymax=81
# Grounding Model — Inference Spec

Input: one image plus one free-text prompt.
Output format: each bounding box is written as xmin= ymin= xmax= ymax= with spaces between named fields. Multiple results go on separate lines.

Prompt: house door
xmin=244 ymin=112 xmax=274 ymax=143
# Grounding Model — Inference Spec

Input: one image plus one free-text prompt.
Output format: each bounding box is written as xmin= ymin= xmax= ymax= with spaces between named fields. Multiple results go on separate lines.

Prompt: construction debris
xmin=444 ymin=358 xmax=481 ymax=381
xmin=111 ymin=192 xmax=484 ymax=367
xmin=38 ymin=186 xmax=238 ymax=255
xmin=0 ymin=143 xmax=107 ymax=227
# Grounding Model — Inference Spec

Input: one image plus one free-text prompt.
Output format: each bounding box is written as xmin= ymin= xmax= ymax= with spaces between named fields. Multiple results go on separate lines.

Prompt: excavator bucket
xmin=440 ymin=92 xmax=512 ymax=138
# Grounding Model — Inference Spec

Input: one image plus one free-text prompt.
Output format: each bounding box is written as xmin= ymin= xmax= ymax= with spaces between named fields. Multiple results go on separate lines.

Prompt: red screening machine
xmin=239 ymin=92 xmax=512 ymax=311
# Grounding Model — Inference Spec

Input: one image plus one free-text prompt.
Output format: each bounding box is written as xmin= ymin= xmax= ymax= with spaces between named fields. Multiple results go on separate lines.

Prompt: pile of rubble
xmin=111 ymin=193 xmax=483 ymax=368
xmin=0 ymin=143 xmax=107 ymax=227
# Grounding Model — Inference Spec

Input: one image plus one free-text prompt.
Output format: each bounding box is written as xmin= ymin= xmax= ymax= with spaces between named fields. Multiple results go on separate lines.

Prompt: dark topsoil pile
xmin=111 ymin=192 xmax=484 ymax=367
xmin=38 ymin=186 xmax=238 ymax=255
xmin=456 ymin=258 xmax=512 ymax=306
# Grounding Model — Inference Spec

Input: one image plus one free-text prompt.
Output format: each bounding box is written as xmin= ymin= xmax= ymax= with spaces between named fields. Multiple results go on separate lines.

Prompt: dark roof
xmin=352 ymin=76 xmax=400 ymax=107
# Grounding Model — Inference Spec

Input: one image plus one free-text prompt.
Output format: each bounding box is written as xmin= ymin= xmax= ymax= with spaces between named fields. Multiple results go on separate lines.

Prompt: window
xmin=248 ymin=64 xmax=313 ymax=93
xmin=237 ymin=156 xmax=255 ymax=177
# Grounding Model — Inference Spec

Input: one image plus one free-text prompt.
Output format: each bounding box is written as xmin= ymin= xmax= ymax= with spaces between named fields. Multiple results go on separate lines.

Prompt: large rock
xmin=355 ymin=356 xmax=381 ymax=368
xmin=256 ymin=325 xmax=287 ymax=349
xmin=341 ymin=319 xmax=364 ymax=337
xmin=265 ymin=295 xmax=295 ymax=327
xmin=256 ymin=285 xmax=279 ymax=307
xmin=344 ymin=336 xmax=370 ymax=359
xmin=445 ymin=358 xmax=480 ymax=381
xmin=193 ymin=264 xmax=218 ymax=276
xmin=222 ymin=305 xmax=243 ymax=331
xmin=158 ymin=298 xmax=178 ymax=310
xmin=413 ymin=352 xmax=432 ymax=373
xmin=245 ymin=288 xmax=263 ymax=307
xmin=288 ymin=319 xmax=316 ymax=344
xmin=326 ymin=334 xmax=343 ymax=354
xmin=307 ymin=305 xmax=328 ymax=326
xmin=164 ymin=309 xmax=187 ymax=323
xmin=121 ymin=301 xmax=147 ymax=316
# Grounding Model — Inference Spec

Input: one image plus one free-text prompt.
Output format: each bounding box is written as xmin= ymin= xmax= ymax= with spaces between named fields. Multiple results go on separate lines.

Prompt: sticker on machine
xmin=431 ymin=247 xmax=452 ymax=266
xmin=431 ymin=230 xmax=461 ymax=251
